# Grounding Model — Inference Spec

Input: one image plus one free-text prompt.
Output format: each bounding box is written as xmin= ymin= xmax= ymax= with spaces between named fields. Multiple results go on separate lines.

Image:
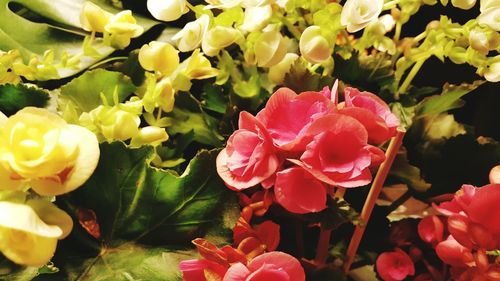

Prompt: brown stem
xmin=343 ymin=130 xmax=406 ymax=273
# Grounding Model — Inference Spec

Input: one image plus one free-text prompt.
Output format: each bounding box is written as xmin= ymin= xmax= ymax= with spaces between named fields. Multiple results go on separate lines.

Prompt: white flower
xmin=202 ymin=26 xmax=242 ymax=56
xmin=240 ymin=5 xmax=273 ymax=32
xmin=469 ymin=28 xmax=500 ymax=54
xmin=241 ymin=0 xmax=274 ymax=7
xmin=478 ymin=0 xmax=500 ymax=30
xmin=340 ymin=0 xmax=384 ymax=33
xmin=451 ymin=0 xmax=477 ymax=9
xmin=147 ymin=0 xmax=189 ymax=22
xmin=484 ymin=60 xmax=500 ymax=82
xmin=205 ymin=0 xmax=242 ymax=9
xmin=268 ymin=53 xmax=299 ymax=84
xmin=254 ymin=29 xmax=287 ymax=67
xmin=172 ymin=14 xmax=210 ymax=52
xmin=299 ymin=26 xmax=332 ymax=64
xmin=0 ymin=200 xmax=73 ymax=266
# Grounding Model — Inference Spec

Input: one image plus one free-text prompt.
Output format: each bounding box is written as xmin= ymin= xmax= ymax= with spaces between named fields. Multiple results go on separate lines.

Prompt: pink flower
xmin=223 ymin=251 xmax=305 ymax=281
xmin=180 ymin=259 xmax=227 ymax=281
xmin=233 ymin=219 xmax=280 ymax=252
xmin=274 ymin=166 xmax=327 ymax=214
xmin=217 ymin=112 xmax=280 ymax=190
xmin=256 ymin=88 xmax=335 ymax=151
xmin=418 ymin=215 xmax=444 ymax=246
xmin=435 ymin=235 xmax=474 ymax=267
xmin=376 ymin=248 xmax=415 ymax=281
xmin=293 ymin=114 xmax=384 ymax=188
xmin=339 ymin=87 xmax=399 ymax=144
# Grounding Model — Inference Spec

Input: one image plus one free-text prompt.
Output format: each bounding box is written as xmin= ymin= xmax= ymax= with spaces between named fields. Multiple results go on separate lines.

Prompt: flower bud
xmin=139 ymin=41 xmax=180 ymax=76
xmin=155 ymin=77 xmax=175 ymax=113
xmin=130 ymin=126 xmax=169 ymax=147
xmin=105 ymin=10 xmax=143 ymax=38
xmin=489 ymin=165 xmax=500 ymax=184
xmin=202 ymin=26 xmax=242 ymax=57
xmin=147 ymin=0 xmax=189 ymax=22
xmin=451 ymin=0 xmax=477 ymax=9
xmin=80 ymin=2 xmax=112 ymax=32
xmin=299 ymin=26 xmax=332 ymax=64
xmin=484 ymin=60 xmax=500 ymax=82
xmin=268 ymin=53 xmax=299 ymax=84
xmin=172 ymin=14 xmax=210 ymax=52
xmin=90 ymin=106 xmax=141 ymax=141
xmin=254 ymin=30 xmax=287 ymax=67
xmin=240 ymin=5 xmax=272 ymax=32
xmin=340 ymin=0 xmax=384 ymax=33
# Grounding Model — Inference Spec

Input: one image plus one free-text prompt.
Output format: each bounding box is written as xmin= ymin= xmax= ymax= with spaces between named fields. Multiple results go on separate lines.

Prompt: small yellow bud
xmin=80 ymin=2 xmax=113 ymax=32
xmin=105 ymin=10 xmax=144 ymax=38
xmin=130 ymin=126 xmax=169 ymax=147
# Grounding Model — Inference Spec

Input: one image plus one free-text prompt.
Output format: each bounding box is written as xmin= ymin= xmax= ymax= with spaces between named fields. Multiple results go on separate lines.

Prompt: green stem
xmin=383 ymin=0 xmax=401 ymax=10
xmin=89 ymin=56 xmax=128 ymax=69
xmin=281 ymin=16 xmax=302 ymax=40
xmin=396 ymin=59 xmax=425 ymax=98
xmin=393 ymin=22 xmax=402 ymax=42
xmin=413 ymin=31 xmax=427 ymax=43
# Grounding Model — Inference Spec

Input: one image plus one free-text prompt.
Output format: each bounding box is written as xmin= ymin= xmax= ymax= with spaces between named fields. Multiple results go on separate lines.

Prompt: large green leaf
xmin=59 ymin=69 xmax=136 ymax=112
xmin=0 ymin=83 xmax=50 ymax=116
xmin=0 ymin=0 xmax=158 ymax=78
xmin=69 ymin=142 xmax=230 ymax=245
xmin=415 ymin=81 xmax=484 ymax=117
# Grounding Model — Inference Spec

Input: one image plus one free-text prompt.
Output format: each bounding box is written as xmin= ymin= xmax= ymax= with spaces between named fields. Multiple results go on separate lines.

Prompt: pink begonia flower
xmin=375 ymin=248 xmax=415 ymax=281
xmin=217 ymin=112 xmax=280 ymax=190
xmin=233 ymin=219 xmax=280 ymax=252
xmin=418 ymin=215 xmax=444 ymax=246
xmin=434 ymin=184 xmax=500 ymax=249
xmin=256 ymin=87 xmax=335 ymax=151
xmin=293 ymin=114 xmax=385 ymax=188
xmin=274 ymin=166 xmax=327 ymax=214
xmin=339 ymin=87 xmax=400 ymax=144
xmin=223 ymin=251 xmax=305 ymax=281
xmin=435 ymin=235 xmax=475 ymax=267
xmin=180 ymin=259 xmax=227 ymax=281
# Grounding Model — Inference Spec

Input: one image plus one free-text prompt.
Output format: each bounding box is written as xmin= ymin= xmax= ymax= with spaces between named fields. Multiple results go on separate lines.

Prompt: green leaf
xmin=389 ymin=148 xmax=431 ymax=192
xmin=0 ymin=83 xmax=49 ymax=116
xmin=167 ymin=92 xmax=224 ymax=147
xmin=117 ymin=50 xmax=145 ymax=86
xmin=59 ymin=69 xmax=136 ymax=112
xmin=415 ymin=81 xmax=484 ymax=117
xmin=284 ymin=59 xmax=334 ymax=93
xmin=201 ymin=84 xmax=228 ymax=114
xmin=70 ymin=142 xmax=230 ymax=244
xmin=0 ymin=0 xmax=158 ymax=78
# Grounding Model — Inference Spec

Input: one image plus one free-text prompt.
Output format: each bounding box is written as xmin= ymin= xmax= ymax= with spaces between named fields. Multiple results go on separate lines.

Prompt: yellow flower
xmin=0 ymin=199 xmax=73 ymax=266
xmin=0 ymin=107 xmax=100 ymax=196
xmin=254 ymin=29 xmax=287 ymax=67
xmin=138 ymin=41 xmax=180 ymax=76
xmin=80 ymin=2 xmax=113 ymax=32
xmin=299 ymin=26 xmax=332 ymax=64
xmin=85 ymin=105 xmax=141 ymax=142
xmin=172 ymin=14 xmax=210 ymax=52
xmin=147 ymin=0 xmax=189 ymax=22
xmin=130 ymin=126 xmax=169 ymax=148
xmin=202 ymin=26 xmax=242 ymax=57
xmin=183 ymin=49 xmax=219 ymax=80
xmin=105 ymin=10 xmax=144 ymax=49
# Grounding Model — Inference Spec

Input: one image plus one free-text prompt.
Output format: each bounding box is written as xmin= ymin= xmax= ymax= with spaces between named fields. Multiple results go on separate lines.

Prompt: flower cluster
xmin=217 ymin=85 xmax=399 ymax=214
xmin=0 ymin=108 xmax=100 ymax=266
xmin=422 ymin=184 xmax=500 ymax=280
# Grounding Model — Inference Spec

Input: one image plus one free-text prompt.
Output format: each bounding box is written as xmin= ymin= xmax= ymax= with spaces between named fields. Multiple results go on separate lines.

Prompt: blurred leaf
xmin=69 ymin=142 xmax=230 ymax=244
xmin=390 ymin=102 xmax=415 ymax=128
xmin=284 ymin=59 xmax=334 ymax=93
xmin=0 ymin=84 xmax=49 ymax=116
xmin=167 ymin=92 xmax=224 ymax=147
xmin=201 ymin=84 xmax=228 ymax=114
xmin=415 ymin=81 xmax=484 ymax=117
xmin=303 ymin=197 xmax=359 ymax=230
xmin=390 ymin=148 xmax=431 ymax=193
xmin=60 ymin=69 xmax=136 ymax=112
xmin=118 ymin=50 xmax=145 ymax=86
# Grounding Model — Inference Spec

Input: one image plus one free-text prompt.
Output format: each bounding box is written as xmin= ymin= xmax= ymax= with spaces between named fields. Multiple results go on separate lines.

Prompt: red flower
xmin=180 ymin=259 xmax=227 ymax=281
xmin=223 ymin=251 xmax=305 ymax=281
xmin=274 ymin=166 xmax=328 ymax=214
xmin=435 ymin=235 xmax=474 ymax=267
xmin=217 ymin=112 xmax=281 ymax=190
xmin=418 ymin=215 xmax=444 ymax=246
xmin=376 ymin=248 xmax=415 ymax=281
xmin=339 ymin=87 xmax=399 ymax=144
xmin=255 ymin=88 xmax=335 ymax=151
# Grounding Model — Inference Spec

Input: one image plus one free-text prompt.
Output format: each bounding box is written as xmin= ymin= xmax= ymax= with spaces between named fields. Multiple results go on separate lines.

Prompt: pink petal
xmin=466 ymin=183 xmax=500 ymax=233
xmin=223 ymin=263 xmax=251 ymax=281
xmin=180 ymin=259 xmax=227 ymax=281
xmin=247 ymin=252 xmax=305 ymax=281
xmin=274 ymin=167 xmax=327 ymax=214
xmin=435 ymin=235 xmax=474 ymax=267
xmin=255 ymin=221 xmax=280 ymax=251
xmin=417 ymin=215 xmax=444 ymax=245
xmin=246 ymin=264 xmax=290 ymax=281
xmin=376 ymin=248 xmax=414 ymax=281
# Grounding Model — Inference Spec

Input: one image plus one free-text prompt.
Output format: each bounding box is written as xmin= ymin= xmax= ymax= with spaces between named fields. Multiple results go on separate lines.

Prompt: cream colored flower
xmin=205 ymin=0 xmax=242 ymax=9
xmin=139 ymin=41 xmax=180 ymax=76
xmin=105 ymin=10 xmax=143 ymax=37
xmin=240 ymin=5 xmax=272 ymax=32
xmin=172 ymin=15 xmax=210 ymax=52
xmin=80 ymin=2 xmax=113 ymax=32
xmin=451 ymin=0 xmax=477 ymax=9
xmin=147 ymin=0 xmax=189 ymax=22
xmin=0 ymin=107 xmax=99 ymax=196
xmin=130 ymin=126 xmax=169 ymax=147
xmin=268 ymin=53 xmax=299 ymax=84
xmin=202 ymin=26 xmax=242 ymax=56
xmin=254 ymin=29 xmax=287 ymax=67
xmin=484 ymin=60 xmax=500 ymax=82
xmin=478 ymin=0 xmax=500 ymax=30
xmin=340 ymin=0 xmax=384 ymax=33
xmin=469 ymin=27 xmax=500 ymax=54
xmin=0 ymin=199 xmax=73 ymax=266
xmin=299 ymin=26 xmax=332 ymax=64
xmin=87 ymin=105 xmax=141 ymax=142
xmin=183 ymin=49 xmax=219 ymax=80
